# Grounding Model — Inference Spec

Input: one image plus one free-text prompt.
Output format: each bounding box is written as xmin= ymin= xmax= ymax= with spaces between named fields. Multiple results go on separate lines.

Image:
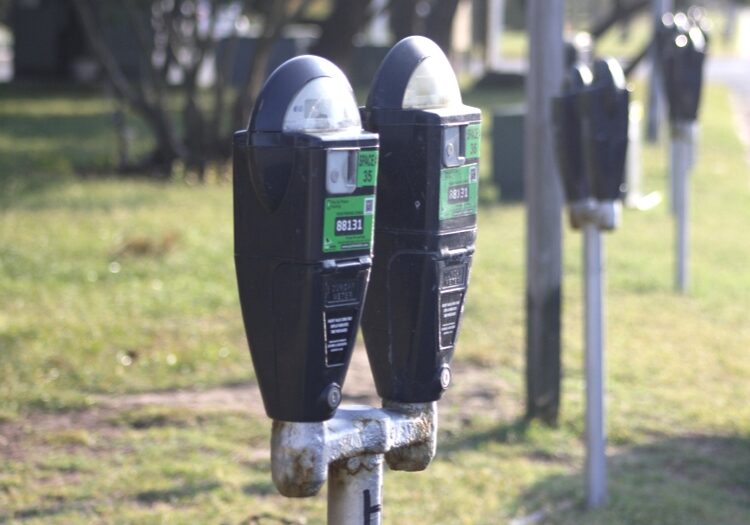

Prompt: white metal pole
xmin=669 ymin=126 xmax=679 ymax=216
xmin=625 ymin=102 xmax=643 ymax=208
xmin=584 ymin=220 xmax=607 ymax=509
xmin=328 ymin=454 xmax=384 ymax=525
xmin=673 ymin=121 xmax=691 ymax=293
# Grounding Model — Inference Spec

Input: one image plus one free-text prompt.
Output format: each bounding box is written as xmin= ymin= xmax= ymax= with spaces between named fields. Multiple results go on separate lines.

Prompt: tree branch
xmin=590 ymin=0 xmax=649 ymax=39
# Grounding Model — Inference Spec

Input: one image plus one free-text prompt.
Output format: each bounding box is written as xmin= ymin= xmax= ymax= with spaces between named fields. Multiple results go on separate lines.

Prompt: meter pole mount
xmin=671 ymin=120 xmax=693 ymax=294
xmin=271 ymin=402 xmax=437 ymax=525
xmin=583 ymin=214 xmax=607 ymax=509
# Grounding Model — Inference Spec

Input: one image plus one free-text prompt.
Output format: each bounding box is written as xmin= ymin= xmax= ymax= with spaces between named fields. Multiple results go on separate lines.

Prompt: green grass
xmin=1 ymin=79 xmax=750 ymax=523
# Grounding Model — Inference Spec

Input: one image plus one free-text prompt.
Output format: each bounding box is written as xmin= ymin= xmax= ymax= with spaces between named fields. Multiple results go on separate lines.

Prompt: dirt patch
xmin=0 ymin=346 xmax=515 ymax=462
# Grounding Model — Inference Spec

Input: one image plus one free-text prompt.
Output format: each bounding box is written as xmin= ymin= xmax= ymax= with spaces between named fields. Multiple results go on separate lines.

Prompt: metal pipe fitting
xmin=270 ymin=402 xmax=437 ymax=498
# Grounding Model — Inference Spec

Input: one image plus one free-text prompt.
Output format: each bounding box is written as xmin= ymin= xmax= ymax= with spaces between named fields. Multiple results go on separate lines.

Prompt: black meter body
xmin=553 ymin=64 xmax=591 ymax=206
xmin=361 ymin=37 xmax=481 ymax=403
xmin=579 ymin=59 xmax=630 ymax=202
xmin=233 ymin=56 xmax=378 ymax=422
xmin=659 ymin=12 xmax=707 ymax=122
xmin=553 ymin=58 xmax=629 ymax=229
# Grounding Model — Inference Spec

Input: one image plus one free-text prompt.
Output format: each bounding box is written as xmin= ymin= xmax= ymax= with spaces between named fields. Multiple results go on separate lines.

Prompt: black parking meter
xmin=234 ymin=56 xmax=379 ymax=422
xmin=659 ymin=12 xmax=707 ymax=122
xmin=579 ymin=58 xmax=630 ymax=203
xmin=553 ymin=64 xmax=592 ymax=210
xmin=360 ymin=36 xmax=481 ymax=403
xmin=553 ymin=58 xmax=629 ymax=230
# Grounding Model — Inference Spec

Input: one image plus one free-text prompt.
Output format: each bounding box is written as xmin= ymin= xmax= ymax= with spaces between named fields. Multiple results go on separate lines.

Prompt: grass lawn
xmin=1 ymin=77 xmax=749 ymax=524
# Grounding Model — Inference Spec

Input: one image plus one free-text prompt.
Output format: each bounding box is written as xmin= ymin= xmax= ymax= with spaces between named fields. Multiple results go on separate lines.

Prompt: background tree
xmin=71 ymin=0 xmax=313 ymax=179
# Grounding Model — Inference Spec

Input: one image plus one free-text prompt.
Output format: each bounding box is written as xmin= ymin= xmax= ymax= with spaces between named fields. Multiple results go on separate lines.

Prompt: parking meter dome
xmin=249 ymin=55 xmax=361 ymax=134
xmin=367 ymin=36 xmax=462 ymax=110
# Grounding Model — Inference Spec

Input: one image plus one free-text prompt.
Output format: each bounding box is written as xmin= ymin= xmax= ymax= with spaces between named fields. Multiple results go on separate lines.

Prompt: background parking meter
xmin=361 ymin=36 xmax=481 ymax=403
xmin=233 ymin=56 xmax=378 ymax=422
xmin=553 ymin=64 xmax=592 ymax=228
xmin=579 ymin=59 xmax=630 ymax=213
xmin=552 ymin=57 xmax=629 ymax=510
xmin=660 ymin=13 xmax=707 ymax=122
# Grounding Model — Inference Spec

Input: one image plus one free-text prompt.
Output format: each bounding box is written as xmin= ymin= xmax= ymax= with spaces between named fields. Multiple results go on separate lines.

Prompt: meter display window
xmin=326 ymin=150 xmax=358 ymax=195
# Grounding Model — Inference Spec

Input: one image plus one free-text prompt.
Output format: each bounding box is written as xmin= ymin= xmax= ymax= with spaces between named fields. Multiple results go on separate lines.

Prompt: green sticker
xmin=323 ymin=195 xmax=376 ymax=253
xmin=439 ymin=164 xmax=478 ymax=221
xmin=357 ymin=149 xmax=378 ymax=187
xmin=465 ymin=123 xmax=481 ymax=159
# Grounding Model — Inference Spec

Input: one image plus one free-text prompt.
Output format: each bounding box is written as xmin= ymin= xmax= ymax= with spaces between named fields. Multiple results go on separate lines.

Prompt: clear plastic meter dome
xmin=283 ymin=77 xmax=362 ymax=133
xmin=402 ymin=54 xmax=462 ymax=110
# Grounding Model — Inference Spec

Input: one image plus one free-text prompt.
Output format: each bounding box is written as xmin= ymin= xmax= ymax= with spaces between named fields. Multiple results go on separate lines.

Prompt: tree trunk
xmin=425 ymin=0 xmax=460 ymax=55
xmin=389 ymin=0 xmax=418 ymax=42
xmin=309 ymin=0 xmax=373 ymax=75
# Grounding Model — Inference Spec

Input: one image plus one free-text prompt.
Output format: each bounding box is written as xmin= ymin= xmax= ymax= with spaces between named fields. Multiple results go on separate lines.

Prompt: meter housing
xmin=553 ymin=63 xmax=591 ymax=205
xmin=553 ymin=58 xmax=629 ymax=228
xmin=579 ymin=58 xmax=630 ymax=202
xmin=234 ymin=56 xmax=378 ymax=422
xmin=361 ymin=36 xmax=481 ymax=403
xmin=659 ymin=12 xmax=707 ymax=122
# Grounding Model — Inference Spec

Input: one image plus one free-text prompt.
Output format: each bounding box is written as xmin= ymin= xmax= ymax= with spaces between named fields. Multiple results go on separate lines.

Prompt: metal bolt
xmin=439 ymin=366 xmax=451 ymax=389
xmin=325 ymin=384 xmax=342 ymax=409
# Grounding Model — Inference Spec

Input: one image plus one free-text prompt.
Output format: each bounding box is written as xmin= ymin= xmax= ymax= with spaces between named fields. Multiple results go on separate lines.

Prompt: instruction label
xmin=439 ymin=290 xmax=464 ymax=348
xmin=465 ymin=123 xmax=481 ymax=159
xmin=324 ymin=309 xmax=356 ymax=367
xmin=323 ymin=195 xmax=375 ymax=253
xmin=439 ymin=163 xmax=478 ymax=221
xmin=356 ymin=149 xmax=378 ymax=187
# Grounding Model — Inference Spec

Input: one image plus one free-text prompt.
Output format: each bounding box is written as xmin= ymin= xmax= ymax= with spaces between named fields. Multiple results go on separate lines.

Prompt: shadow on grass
xmin=0 ymin=500 xmax=94 ymax=524
xmin=135 ymin=480 xmax=222 ymax=504
xmin=511 ymin=433 xmax=750 ymax=524
xmin=440 ymin=416 xmax=532 ymax=456
xmin=243 ymin=479 xmax=276 ymax=496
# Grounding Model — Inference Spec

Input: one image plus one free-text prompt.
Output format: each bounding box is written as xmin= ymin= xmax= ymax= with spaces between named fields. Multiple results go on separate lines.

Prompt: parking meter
xmin=233 ymin=56 xmax=379 ymax=422
xmin=660 ymin=13 xmax=707 ymax=122
xmin=360 ymin=36 xmax=481 ymax=403
xmin=579 ymin=58 xmax=630 ymax=207
xmin=552 ymin=57 xmax=630 ymax=509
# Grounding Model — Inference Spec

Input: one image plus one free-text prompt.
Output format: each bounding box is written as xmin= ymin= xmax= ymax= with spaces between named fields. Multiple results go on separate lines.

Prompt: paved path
xmin=705 ymin=9 xmax=750 ymax=157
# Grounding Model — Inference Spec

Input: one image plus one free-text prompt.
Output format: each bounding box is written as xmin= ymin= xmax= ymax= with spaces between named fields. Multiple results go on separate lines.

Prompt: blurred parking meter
xmin=553 ymin=58 xmax=629 ymax=510
xmin=361 ymin=36 xmax=481 ymax=404
xmin=233 ymin=44 xmax=473 ymax=523
xmin=658 ymin=12 xmax=707 ymax=293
